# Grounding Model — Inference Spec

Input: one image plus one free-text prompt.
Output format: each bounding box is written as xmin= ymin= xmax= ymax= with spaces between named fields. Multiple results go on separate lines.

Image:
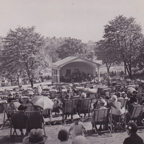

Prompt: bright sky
xmin=0 ymin=0 xmax=144 ymax=42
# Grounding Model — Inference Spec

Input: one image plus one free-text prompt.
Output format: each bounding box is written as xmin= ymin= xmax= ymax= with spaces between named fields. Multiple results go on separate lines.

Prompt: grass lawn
xmin=0 ymin=112 xmax=144 ymax=144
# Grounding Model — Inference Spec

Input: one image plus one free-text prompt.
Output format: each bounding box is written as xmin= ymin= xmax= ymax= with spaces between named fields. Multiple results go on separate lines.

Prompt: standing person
xmin=37 ymin=84 xmax=42 ymax=95
xmin=123 ymin=122 xmax=143 ymax=144
xmin=69 ymin=118 xmax=86 ymax=140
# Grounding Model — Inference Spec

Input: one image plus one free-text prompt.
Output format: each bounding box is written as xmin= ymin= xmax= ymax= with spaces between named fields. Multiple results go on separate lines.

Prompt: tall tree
xmin=103 ymin=15 xmax=143 ymax=78
xmin=1 ymin=26 xmax=46 ymax=87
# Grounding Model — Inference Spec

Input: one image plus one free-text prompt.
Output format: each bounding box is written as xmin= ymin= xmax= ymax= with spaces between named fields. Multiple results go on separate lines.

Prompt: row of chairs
xmin=10 ymin=111 xmax=45 ymax=136
xmin=62 ymin=98 xmax=92 ymax=121
xmin=92 ymin=104 xmax=144 ymax=135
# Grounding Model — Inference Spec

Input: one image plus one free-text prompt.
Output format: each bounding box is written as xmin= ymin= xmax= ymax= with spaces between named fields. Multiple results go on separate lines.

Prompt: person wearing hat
xmin=91 ymin=98 xmax=108 ymax=131
xmin=69 ymin=118 xmax=86 ymax=140
xmin=7 ymin=93 xmax=16 ymax=103
xmin=123 ymin=122 xmax=143 ymax=144
xmin=53 ymin=98 xmax=62 ymax=116
xmin=22 ymin=128 xmax=47 ymax=144
xmin=18 ymin=104 xmax=27 ymax=111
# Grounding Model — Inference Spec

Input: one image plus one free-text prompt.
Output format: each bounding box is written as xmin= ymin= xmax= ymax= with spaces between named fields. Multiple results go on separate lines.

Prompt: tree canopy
xmin=101 ymin=15 xmax=144 ymax=77
xmin=1 ymin=26 xmax=47 ymax=87
xmin=56 ymin=38 xmax=85 ymax=59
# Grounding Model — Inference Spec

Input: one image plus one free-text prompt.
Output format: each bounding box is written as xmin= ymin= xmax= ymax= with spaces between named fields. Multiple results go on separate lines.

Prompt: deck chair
xmin=128 ymin=104 xmax=144 ymax=127
xmin=26 ymin=111 xmax=46 ymax=135
xmin=93 ymin=108 xmax=112 ymax=136
xmin=0 ymin=103 xmax=4 ymax=113
xmin=111 ymin=108 xmax=126 ymax=132
xmin=62 ymin=99 xmax=74 ymax=121
xmin=0 ymin=103 xmax=15 ymax=129
xmin=42 ymin=109 xmax=52 ymax=124
xmin=78 ymin=98 xmax=92 ymax=118
xmin=10 ymin=111 xmax=27 ymax=137
xmin=72 ymin=99 xmax=79 ymax=114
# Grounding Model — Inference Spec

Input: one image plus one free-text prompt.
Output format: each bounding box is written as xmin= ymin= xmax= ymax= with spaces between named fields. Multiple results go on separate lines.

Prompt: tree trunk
xmin=124 ymin=61 xmax=132 ymax=79
xmin=17 ymin=75 xmax=20 ymax=87
xmin=30 ymin=78 xmax=34 ymax=88
xmin=106 ymin=63 xmax=111 ymax=73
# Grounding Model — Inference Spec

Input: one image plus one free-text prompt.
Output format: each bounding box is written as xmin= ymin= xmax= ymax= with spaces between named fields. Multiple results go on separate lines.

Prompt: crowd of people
xmin=60 ymin=71 xmax=95 ymax=83
xmin=1 ymin=74 xmax=144 ymax=143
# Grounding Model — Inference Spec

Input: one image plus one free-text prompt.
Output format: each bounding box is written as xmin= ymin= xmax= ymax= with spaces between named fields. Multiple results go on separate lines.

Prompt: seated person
xmin=128 ymin=97 xmax=141 ymax=114
xmin=108 ymin=95 xmax=124 ymax=125
xmin=81 ymin=92 xmax=87 ymax=99
xmin=53 ymin=98 xmax=62 ymax=115
xmin=91 ymin=99 xmax=108 ymax=130
xmin=7 ymin=93 xmax=16 ymax=103
xmin=18 ymin=104 xmax=27 ymax=111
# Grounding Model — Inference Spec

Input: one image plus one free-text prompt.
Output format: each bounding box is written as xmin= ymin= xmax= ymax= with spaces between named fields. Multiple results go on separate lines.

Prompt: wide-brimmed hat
xmin=126 ymin=122 xmax=138 ymax=133
xmin=23 ymin=129 xmax=47 ymax=144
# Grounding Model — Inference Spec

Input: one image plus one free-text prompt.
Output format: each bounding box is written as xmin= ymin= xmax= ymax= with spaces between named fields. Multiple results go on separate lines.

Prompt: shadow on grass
xmin=0 ymin=135 xmax=9 ymax=144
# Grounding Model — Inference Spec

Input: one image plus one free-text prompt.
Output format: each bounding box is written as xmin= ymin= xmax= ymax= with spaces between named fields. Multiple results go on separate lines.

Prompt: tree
xmin=103 ymin=15 xmax=143 ymax=78
xmin=44 ymin=37 xmax=64 ymax=63
xmin=1 ymin=26 xmax=47 ymax=87
xmin=96 ymin=40 xmax=118 ymax=73
xmin=56 ymin=38 xmax=85 ymax=59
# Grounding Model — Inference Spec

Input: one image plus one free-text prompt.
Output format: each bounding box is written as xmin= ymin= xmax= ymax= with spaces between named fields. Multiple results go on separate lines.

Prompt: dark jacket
xmin=123 ymin=133 xmax=143 ymax=144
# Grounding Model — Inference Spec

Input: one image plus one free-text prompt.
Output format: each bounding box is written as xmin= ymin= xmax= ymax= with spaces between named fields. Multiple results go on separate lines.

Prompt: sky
xmin=0 ymin=0 xmax=144 ymax=43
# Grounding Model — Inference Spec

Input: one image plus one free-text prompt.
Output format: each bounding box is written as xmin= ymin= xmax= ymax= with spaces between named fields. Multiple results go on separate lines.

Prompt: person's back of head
xmin=58 ymin=129 xmax=69 ymax=142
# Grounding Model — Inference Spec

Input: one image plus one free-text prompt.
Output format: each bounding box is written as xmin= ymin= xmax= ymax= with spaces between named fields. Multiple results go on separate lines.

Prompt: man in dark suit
xmin=123 ymin=122 xmax=143 ymax=144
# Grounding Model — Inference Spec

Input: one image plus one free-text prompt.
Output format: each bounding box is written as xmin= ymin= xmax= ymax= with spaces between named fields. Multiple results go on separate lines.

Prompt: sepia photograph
xmin=0 ymin=0 xmax=144 ymax=143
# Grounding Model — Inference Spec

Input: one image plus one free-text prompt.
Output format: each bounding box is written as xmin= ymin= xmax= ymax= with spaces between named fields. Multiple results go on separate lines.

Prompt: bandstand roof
xmin=52 ymin=56 xmax=102 ymax=69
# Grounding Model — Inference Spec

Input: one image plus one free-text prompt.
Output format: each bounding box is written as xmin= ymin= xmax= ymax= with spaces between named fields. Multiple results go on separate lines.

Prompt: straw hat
xmin=22 ymin=129 xmax=47 ymax=144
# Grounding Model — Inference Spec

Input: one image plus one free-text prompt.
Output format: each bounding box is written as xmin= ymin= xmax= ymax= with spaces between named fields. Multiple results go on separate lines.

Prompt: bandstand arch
xmin=52 ymin=56 xmax=101 ymax=83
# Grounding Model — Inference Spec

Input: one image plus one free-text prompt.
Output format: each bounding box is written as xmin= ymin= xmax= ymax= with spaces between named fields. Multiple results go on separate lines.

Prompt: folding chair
xmin=42 ymin=109 xmax=52 ymax=124
xmin=72 ymin=99 xmax=79 ymax=114
xmin=78 ymin=98 xmax=92 ymax=118
xmin=62 ymin=99 xmax=74 ymax=122
xmin=0 ymin=102 xmax=4 ymax=113
xmin=128 ymin=104 xmax=144 ymax=128
xmin=111 ymin=108 xmax=126 ymax=132
xmin=0 ymin=103 xmax=15 ymax=129
xmin=26 ymin=111 xmax=46 ymax=135
xmin=93 ymin=108 xmax=112 ymax=136
xmin=10 ymin=111 xmax=27 ymax=136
